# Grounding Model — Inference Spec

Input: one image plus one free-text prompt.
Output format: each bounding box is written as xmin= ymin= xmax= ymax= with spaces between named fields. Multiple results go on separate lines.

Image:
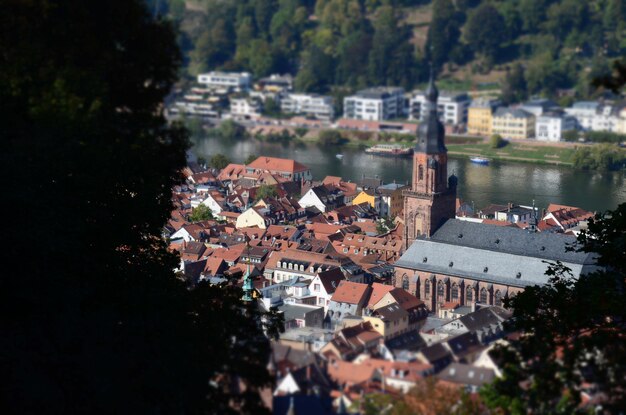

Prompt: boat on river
xmin=470 ymin=156 xmax=490 ymax=165
xmin=365 ymin=144 xmax=413 ymax=157
xmin=335 ymin=154 xmax=344 ymax=159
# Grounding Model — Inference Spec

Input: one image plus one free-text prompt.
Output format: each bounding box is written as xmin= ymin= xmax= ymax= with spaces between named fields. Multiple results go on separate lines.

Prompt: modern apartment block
xmin=343 ymin=87 xmax=405 ymax=121
xmin=281 ymin=93 xmax=335 ymax=121
xmin=410 ymin=91 xmax=470 ymax=125
xmin=197 ymin=71 xmax=252 ymax=91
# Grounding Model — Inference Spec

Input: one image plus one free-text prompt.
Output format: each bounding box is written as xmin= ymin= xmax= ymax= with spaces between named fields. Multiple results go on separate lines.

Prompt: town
xmin=167 ymin=75 xmax=600 ymax=413
xmin=169 ymin=70 xmax=626 ymax=142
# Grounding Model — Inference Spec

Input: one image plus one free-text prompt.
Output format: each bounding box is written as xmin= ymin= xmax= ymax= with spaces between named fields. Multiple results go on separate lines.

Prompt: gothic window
xmin=402 ymin=275 xmax=409 ymax=291
xmin=437 ymin=283 xmax=444 ymax=298
xmin=418 ymin=165 xmax=424 ymax=181
xmin=451 ymin=284 xmax=459 ymax=302
xmin=480 ymin=288 xmax=488 ymax=304
xmin=495 ymin=290 xmax=503 ymax=307
xmin=466 ymin=286 xmax=473 ymax=302
xmin=425 ymin=279 xmax=430 ymax=298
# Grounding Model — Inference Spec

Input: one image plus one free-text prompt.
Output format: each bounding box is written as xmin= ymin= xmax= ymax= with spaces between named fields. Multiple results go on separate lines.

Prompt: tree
xmin=318 ymin=129 xmax=344 ymax=145
xmin=210 ymin=153 xmax=232 ymax=169
xmin=501 ymin=64 xmax=528 ymax=104
xmin=572 ymin=144 xmax=626 ymax=171
xmin=262 ymin=97 xmax=280 ymax=116
xmin=0 ymin=2 xmax=280 ymax=412
xmin=427 ymin=0 xmax=463 ymax=70
xmin=562 ymin=130 xmax=579 ymax=142
xmin=489 ymin=134 xmax=505 ymax=149
xmin=189 ymin=204 xmax=214 ymax=222
xmin=255 ymin=184 xmax=279 ymax=201
xmin=466 ymin=4 xmax=506 ymax=61
xmin=244 ymin=154 xmax=258 ymax=164
xmin=482 ymin=203 xmax=626 ymax=413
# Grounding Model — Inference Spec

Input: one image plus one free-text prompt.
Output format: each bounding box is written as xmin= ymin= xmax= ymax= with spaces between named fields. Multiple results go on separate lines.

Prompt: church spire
xmin=415 ymin=65 xmax=446 ymax=155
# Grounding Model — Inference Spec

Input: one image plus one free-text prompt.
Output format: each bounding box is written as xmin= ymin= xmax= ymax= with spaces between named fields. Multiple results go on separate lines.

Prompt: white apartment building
xmin=197 ymin=71 xmax=252 ymax=91
xmin=565 ymin=101 xmax=622 ymax=132
xmin=535 ymin=112 xmax=577 ymax=142
xmin=410 ymin=91 xmax=470 ymax=125
xmin=343 ymin=87 xmax=405 ymax=121
xmin=230 ymin=97 xmax=262 ymax=119
xmin=281 ymin=93 xmax=334 ymax=120
xmin=565 ymin=101 xmax=599 ymax=131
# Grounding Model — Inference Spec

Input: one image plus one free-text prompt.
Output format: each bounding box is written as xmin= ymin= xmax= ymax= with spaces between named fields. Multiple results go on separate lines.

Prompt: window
xmin=402 ymin=275 xmax=409 ymax=291
xmin=495 ymin=290 xmax=503 ymax=307
xmin=466 ymin=286 xmax=473 ymax=302
xmin=418 ymin=165 xmax=424 ymax=181
xmin=480 ymin=288 xmax=488 ymax=304
xmin=314 ymin=284 xmax=320 ymax=292
xmin=425 ymin=280 xmax=430 ymax=298
xmin=451 ymin=284 xmax=459 ymax=301
xmin=437 ymin=283 xmax=444 ymax=298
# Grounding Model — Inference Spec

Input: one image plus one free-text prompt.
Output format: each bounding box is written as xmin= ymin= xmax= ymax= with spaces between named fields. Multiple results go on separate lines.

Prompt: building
xmin=410 ymin=91 xmax=470 ymax=125
xmin=298 ymin=185 xmax=345 ymax=213
xmin=492 ymin=107 xmax=535 ymax=139
xmin=327 ymin=281 xmax=372 ymax=326
xmin=394 ymin=73 xmax=597 ymax=313
xmin=377 ymin=182 xmax=409 ymax=218
xmin=246 ymin=156 xmax=312 ymax=181
xmin=467 ymin=98 xmax=499 ymax=136
xmin=536 ymin=111 xmax=577 ymax=142
xmin=402 ymin=74 xmax=457 ymax=250
xmin=230 ymin=97 xmax=262 ymax=119
xmin=196 ymin=71 xmax=252 ymax=91
xmin=281 ymin=93 xmax=334 ymax=121
xmin=343 ymin=87 xmax=405 ymax=121
xmin=256 ymin=73 xmax=294 ymax=93
xmin=352 ymin=190 xmax=382 ymax=214
xmin=519 ymin=99 xmax=559 ymax=117
xmin=394 ymin=220 xmax=597 ymax=313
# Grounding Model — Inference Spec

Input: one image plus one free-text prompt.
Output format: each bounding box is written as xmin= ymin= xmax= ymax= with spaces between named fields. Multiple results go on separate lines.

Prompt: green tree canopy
xmin=1 ymin=1 xmax=279 ymax=412
xmin=189 ymin=204 xmax=215 ymax=222
xmin=210 ymin=153 xmax=232 ymax=169
xmin=255 ymin=184 xmax=279 ymax=201
xmin=245 ymin=154 xmax=258 ymax=164
xmin=466 ymin=4 xmax=506 ymax=61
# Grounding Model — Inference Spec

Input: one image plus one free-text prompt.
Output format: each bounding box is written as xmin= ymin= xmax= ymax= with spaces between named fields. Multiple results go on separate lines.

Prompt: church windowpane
xmin=495 ymin=290 xmax=503 ymax=307
xmin=451 ymin=285 xmax=459 ymax=301
xmin=437 ymin=283 xmax=444 ymax=298
xmin=466 ymin=286 xmax=473 ymax=302
xmin=425 ymin=280 xmax=430 ymax=298
xmin=418 ymin=165 xmax=424 ymax=181
xmin=402 ymin=275 xmax=409 ymax=291
xmin=480 ymin=288 xmax=488 ymax=303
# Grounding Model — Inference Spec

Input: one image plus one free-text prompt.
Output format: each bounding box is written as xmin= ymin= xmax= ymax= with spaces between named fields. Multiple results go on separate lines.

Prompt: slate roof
xmin=316 ymin=268 xmax=345 ymax=294
xmin=437 ymin=363 xmax=495 ymax=387
xmin=459 ymin=306 xmax=511 ymax=332
xmin=494 ymin=107 xmax=534 ymax=118
xmin=395 ymin=219 xmax=597 ymax=287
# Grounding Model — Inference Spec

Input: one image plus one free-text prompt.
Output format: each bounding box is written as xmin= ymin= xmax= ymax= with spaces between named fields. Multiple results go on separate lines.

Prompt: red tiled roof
xmin=331 ymin=281 xmax=370 ymax=304
xmin=366 ymin=283 xmax=394 ymax=307
xmin=247 ymin=156 xmax=309 ymax=174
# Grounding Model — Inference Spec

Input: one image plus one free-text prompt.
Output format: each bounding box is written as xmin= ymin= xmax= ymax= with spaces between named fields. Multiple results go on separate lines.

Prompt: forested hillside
xmin=152 ymin=0 xmax=626 ymax=103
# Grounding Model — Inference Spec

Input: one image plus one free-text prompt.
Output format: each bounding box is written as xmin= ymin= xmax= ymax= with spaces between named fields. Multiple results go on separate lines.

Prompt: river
xmin=191 ymin=135 xmax=626 ymax=213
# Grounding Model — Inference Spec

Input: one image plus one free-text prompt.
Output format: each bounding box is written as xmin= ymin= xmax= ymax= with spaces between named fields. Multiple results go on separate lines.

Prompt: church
xmin=393 ymin=75 xmax=596 ymax=312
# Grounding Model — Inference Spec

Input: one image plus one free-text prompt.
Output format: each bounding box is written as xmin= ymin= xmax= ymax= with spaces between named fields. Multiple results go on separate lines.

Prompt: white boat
xmin=336 ymin=154 xmax=344 ymax=159
xmin=470 ymin=156 xmax=489 ymax=165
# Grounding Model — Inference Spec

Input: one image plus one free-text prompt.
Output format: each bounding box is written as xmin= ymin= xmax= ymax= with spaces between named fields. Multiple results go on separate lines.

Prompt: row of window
xmin=401 ymin=276 xmax=506 ymax=307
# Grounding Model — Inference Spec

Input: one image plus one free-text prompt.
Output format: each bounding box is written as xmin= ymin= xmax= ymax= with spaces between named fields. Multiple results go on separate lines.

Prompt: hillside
xmin=153 ymin=0 xmax=626 ymax=103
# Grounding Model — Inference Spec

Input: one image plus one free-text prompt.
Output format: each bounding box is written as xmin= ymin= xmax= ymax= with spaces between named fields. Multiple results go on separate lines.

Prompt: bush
xmin=489 ymin=134 xmax=506 ymax=149
xmin=572 ymin=144 xmax=626 ymax=171
xmin=318 ymin=129 xmax=344 ymax=145
xmin=210 ymin=153 xmax=231 ymax=169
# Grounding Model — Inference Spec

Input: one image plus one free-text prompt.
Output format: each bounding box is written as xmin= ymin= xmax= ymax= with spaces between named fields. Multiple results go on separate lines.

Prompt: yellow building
xmin=352 ymin=190 xmax=381 ymax=213
xmin=235 ymin=206 xmax=269 ymax=229
xmin=364 ymin=303 xmax=409 ymax=340
xmin=492 ymin=108 xmax=535 ymax=139
xmin=467 ymin=99 xmax=498 ymax=136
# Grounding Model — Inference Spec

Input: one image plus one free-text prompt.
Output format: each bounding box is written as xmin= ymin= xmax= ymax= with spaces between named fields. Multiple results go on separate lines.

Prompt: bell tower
xmin=403 ymin=70 xmax=457 ymax=250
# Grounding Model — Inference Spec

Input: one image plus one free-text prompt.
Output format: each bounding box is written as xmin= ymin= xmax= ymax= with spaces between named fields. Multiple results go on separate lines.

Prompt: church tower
xmin=403 ymin=71 xmax=457 ymax=250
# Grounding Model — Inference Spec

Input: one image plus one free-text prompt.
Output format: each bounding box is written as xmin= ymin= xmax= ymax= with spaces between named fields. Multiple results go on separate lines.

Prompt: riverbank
xmin=298 ymin=129 xmax=578 ymax=166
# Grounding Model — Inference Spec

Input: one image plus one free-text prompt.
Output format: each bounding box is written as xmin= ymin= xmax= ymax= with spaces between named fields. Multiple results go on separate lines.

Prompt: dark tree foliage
xmin=465 ymin=4 xmax=506 ymax=61
xmin=501 ymin=64 xmax=528 ymax=104
xmin=427 ymin=0 xmax=463 ymax=70
xmin=0 ymin=1 xmax=280 ymax=413
xmin=481 ymin=204 xmax=626 ymax=414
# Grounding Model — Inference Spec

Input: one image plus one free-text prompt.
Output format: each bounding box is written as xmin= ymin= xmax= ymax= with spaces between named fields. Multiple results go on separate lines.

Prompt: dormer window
xmin=516 ymin=272 xmax=522 ymax=279
xmin=449 ymin=261 xmax=454 ymax=267
xmin=423 ymin=257 xmax=428 ymax=263
xmin=483 ymin=267 xmax=488 ymax=273
xmin=495 ymin=239 xmax=500 ymax=244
